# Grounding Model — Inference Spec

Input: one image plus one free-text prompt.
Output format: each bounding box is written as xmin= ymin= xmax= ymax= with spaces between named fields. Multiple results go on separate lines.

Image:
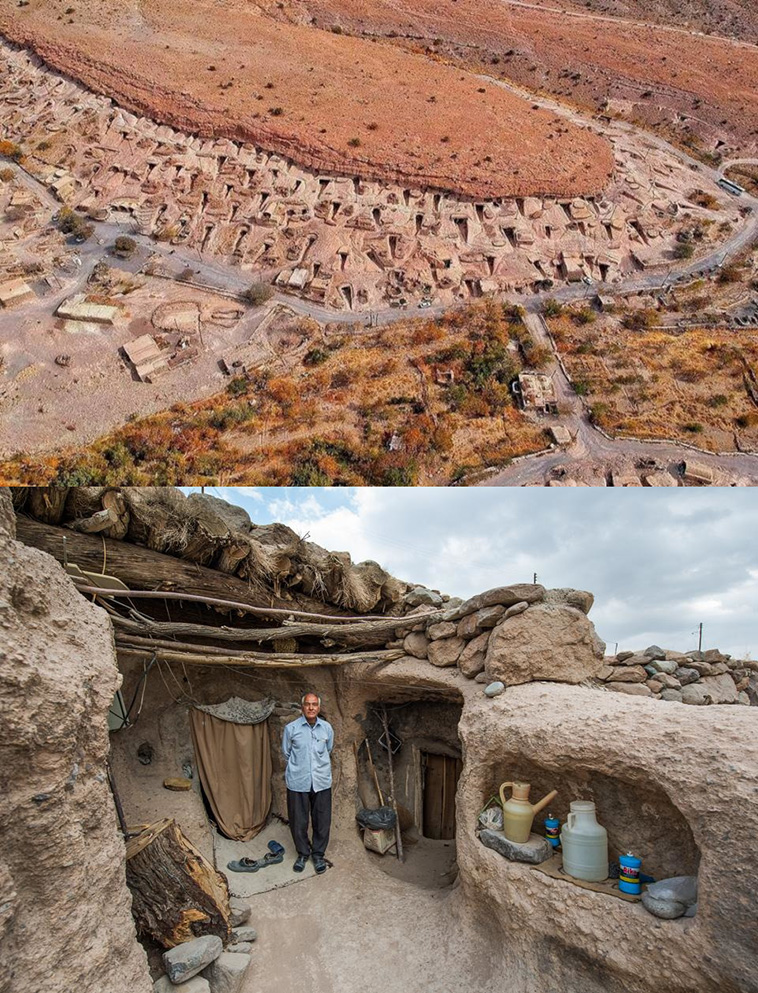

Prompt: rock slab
xmin=202 ymin=952 xmax=251 ymax=993
xmin=154 ymin=977 xmax=211 ymax=993
xmin=164 ymin=936 xmax=223 ymax=985
xmin=479 ymin=829 xmax=552 ymax=865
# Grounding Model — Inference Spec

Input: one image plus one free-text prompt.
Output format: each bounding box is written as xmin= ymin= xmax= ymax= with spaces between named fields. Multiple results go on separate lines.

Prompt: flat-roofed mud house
xmin=1 ymin=487 xmax=756 ymax=993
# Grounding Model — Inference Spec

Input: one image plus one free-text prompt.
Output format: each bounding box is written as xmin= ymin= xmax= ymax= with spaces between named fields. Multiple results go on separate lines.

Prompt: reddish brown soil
xmin=0 ymin=0 xmax=613 ymax=199
xmin=274 ymin=0 xmax=758 ymax=158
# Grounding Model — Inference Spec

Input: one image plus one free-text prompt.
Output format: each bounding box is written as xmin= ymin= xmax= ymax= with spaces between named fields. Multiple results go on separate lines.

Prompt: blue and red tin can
xmin=544 ymin=814 xmax=560 ymax=848
xmin=619 ymin=853 xmax=642 ymax=894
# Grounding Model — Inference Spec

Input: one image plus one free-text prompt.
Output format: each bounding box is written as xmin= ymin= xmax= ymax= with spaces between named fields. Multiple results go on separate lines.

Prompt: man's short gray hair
xmin=301 ymin=692 xmax=321 ymax=706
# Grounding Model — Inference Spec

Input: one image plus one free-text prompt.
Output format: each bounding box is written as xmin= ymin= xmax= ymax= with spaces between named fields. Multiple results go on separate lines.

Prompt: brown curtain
xmin=190 ymin=709 xmax=272 ymax=842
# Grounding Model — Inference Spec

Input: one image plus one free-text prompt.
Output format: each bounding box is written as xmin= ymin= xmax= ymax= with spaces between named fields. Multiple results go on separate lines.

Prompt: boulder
xmin=479 ymin=829 xmax=552 ymax=865
xmin=681 ymin=684 xmax=709 ymax=706
xmin=230 ymin=926 xmax=257 ymax=944
xmin=449 ymin=584 xmax=545 ymax=621
xmin=653 ymin=673 xmax=681 ymax=690
xmin=648 ymin=659 xmax=678 ymax=675
xmin=474 ymin=672 xmax=489 ymax=684
xmin=611 ymin=666 xmax=648 ymax=683
xmin=595 ymin=666 xmax=616 ymax=682
xmin=201 ymin=952 xmax=250 ymax=993
xmin=703 ymin=649 xmax=730 ymax=664
xmin=748 ymin=674 xmax=758 ymax=706
xmin=664 ymin=650 xmax=688 ymax=662
xmin=682 ymin=674 xmax=739 ymax=706
xmin=614 ymin=653 xmax=648 ymax=667
xmin=605 ymin=683 xmax=653 ymax=697
xmin=458 ymin=631 xmax=490 ymax=678
xmin=427 ymin=636 xmax=466 ymax=668
xmin=660 ymin=689 xmax=683 ymax=703
xmin=164 ymin=936 xmax=223 ymax=985
xmin=505 ymin=602 xmax=530 ymax=621
xmin=228 ymin=898 xmax=250 ymax=928
xmin=404 ymin=587 xmax=443 ymax=607
xmin=685 ymin=660 xmax=715 ymax=677
xmin=674 ymin=667 xmax=700 ymax=686
xmin=543 ymin=588 xmax=594 ymax=615
xmin=427 ymin=621 xmax=457 ymax=641
xmin=457 ymin=605 xmax=505 ymax=639
xmin=402 ymin=632 xmax=429 ymax=659
xmin=485 ymin=604 xmax=604 ymax=686
xmin=643 ymin=645 xmax=667 ymax=660
xmin=154 ymin=978 xmax=210 ymax=993
xmin=738 ymin=692 xmax=751 ymax=705
xmin=647 ymin=679 xmax=664 ymax=693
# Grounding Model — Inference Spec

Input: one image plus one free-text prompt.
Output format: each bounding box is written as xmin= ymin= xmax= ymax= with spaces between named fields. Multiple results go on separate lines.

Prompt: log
xmin=116 ymin=641 xmax=406 ymax=668
xmin=15 ymin=516 xmax=357 ymax=618
xmin=125 ymin=818 xmax=231 ymax=948
xmin=109 ymin=609 xmax=440 ymax=648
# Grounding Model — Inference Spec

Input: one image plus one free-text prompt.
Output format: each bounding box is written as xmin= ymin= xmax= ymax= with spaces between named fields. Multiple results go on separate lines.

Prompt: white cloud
xmin=184 ymin=487 xmax=758 ymax=658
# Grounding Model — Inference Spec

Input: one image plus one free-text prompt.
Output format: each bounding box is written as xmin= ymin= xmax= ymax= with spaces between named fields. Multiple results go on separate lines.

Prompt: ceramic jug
xmin=560 ymin=800 xmax=608 ymax=881
xmin=499 ymin=781 xmax=558 ymax=844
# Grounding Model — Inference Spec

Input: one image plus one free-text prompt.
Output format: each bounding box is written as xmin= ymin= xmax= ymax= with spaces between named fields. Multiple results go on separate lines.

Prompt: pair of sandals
xmin=228 ymin=840 xmax=285 ymax=873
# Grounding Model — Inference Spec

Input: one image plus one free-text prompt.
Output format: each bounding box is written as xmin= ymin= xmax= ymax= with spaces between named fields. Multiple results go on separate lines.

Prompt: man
xmin=282 ymin=692 xmax=334 ymax=874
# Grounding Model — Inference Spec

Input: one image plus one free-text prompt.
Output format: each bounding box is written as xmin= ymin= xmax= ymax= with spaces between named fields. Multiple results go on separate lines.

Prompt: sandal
xmin=227 ymin=851 xmax=284 ymax=873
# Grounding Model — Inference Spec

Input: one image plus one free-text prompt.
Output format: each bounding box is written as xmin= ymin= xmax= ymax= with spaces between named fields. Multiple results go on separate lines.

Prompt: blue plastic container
xmin=619 ymin=852 xmax=642 ymax=894
xmin=544 ymin=814 xmax=560 ymax=848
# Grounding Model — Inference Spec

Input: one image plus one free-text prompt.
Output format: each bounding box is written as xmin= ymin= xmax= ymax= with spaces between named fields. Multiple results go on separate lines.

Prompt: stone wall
xmin=596 ymin=645 xmax=756 ymax=705
xmin=0 ymin=489 xmax=152 ymax=993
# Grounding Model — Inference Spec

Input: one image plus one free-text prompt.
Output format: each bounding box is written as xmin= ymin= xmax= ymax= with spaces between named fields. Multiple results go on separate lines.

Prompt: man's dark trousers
xmin=287 ymin=787 xmax=332 ymax=857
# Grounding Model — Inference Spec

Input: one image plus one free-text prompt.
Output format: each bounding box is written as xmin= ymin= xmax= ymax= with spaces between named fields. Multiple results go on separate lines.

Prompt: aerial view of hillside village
xmin=0 ymin=0 xmax=757 ymax=485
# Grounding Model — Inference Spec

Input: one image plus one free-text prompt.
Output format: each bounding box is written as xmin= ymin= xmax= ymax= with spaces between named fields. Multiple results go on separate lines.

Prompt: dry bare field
xmin=0 ymin=302 xmax=549 ymax=486
xmin=272 ymin=0 xmax=758 ymax=162
xmin=549 ymin=314 xmax=758 ymax=452
xmin=0 ymin=0 xmax=612 ymax=199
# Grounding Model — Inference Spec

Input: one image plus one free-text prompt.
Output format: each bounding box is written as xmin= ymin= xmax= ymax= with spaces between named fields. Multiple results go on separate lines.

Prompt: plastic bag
xmin=356 ymin=806 xmax=397 ymax=830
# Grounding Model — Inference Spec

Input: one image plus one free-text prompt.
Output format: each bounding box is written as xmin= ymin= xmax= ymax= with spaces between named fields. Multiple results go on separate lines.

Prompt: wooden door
xmin=422 ymin=752 xmax=462 ymax=840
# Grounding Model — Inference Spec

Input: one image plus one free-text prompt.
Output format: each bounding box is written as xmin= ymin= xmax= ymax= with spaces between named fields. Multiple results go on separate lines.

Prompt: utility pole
xmin=533 ymin=572 xmax=538 ymax=584
xmin=698 ymin=622 xmax=703 ymax=652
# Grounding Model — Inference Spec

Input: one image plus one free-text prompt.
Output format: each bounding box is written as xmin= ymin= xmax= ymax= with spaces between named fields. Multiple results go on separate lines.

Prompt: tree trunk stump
xmin=125 ymin=818 xmax=231 ymax=948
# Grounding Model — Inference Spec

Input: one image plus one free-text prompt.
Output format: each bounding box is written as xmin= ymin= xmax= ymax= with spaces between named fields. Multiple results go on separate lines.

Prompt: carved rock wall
xmin=0 ymin=489 xmax=152 ymax=993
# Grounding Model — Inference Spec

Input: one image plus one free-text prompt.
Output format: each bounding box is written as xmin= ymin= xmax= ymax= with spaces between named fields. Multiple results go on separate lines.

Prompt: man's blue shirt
xmin=282 ymin=714 xmax=334 ymax=792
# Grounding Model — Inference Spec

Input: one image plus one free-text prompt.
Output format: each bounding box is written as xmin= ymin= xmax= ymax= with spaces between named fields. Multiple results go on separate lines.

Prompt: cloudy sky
xmin=186 ymin=487 xmax=758 ymax=658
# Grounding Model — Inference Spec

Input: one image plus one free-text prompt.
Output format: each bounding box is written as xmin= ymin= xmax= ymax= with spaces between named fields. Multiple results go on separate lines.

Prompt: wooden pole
xmin=380 ymin=705 xmax=404 ymax=863
xmin=108 ymin=608 xmax=439 ymax=647
xmin=115 ymin=642 xmax=405 ymax=668
xmin=106 ymin=759 xmax=130 ymax=840
xmin=363 ymin=737 xmax=384 ymax=806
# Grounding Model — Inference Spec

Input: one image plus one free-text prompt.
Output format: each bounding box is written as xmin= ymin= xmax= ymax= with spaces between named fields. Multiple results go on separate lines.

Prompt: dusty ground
xmin=237 ymin=836 xmax=498 ymax=993
xmin=0 ymin=256 xmax=288 ymax=457
xmin=270 ymin=0 xmax=758 ymax=162
xmin=549 ymin=313 xmax=758 ymax=452
xmin=0 ymin=0 xmax=613 ymax=200
xmin=0 ymin=302 xmax=550 ymax=485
